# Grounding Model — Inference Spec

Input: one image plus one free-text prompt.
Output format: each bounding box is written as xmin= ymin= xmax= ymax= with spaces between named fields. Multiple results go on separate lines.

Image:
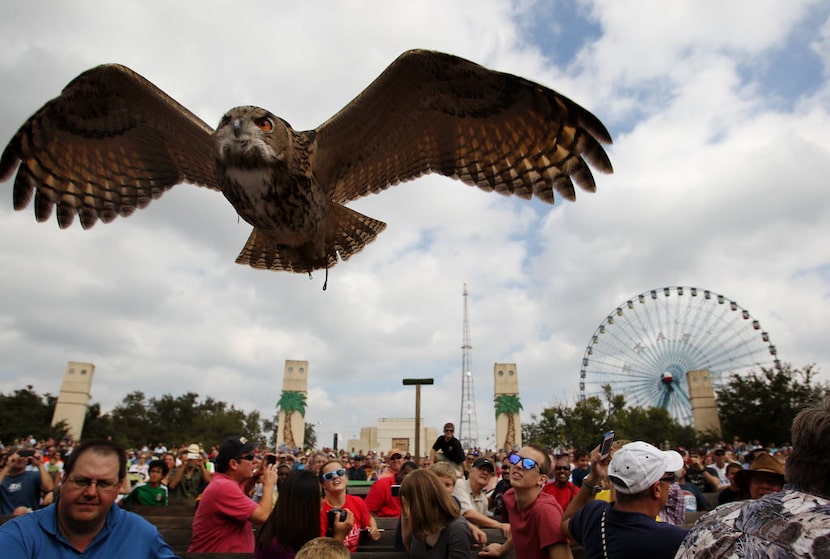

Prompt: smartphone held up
xmin=599 ymin=430 xmax=615 ymax=459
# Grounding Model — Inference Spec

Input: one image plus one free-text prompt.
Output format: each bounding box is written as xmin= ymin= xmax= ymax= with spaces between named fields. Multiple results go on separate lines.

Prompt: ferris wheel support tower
xmin=459 ymin=284 xmax=480 ymax=450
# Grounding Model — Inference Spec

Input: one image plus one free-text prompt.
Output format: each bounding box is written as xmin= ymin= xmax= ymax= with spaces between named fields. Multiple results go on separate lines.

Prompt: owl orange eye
xmin=254 ymin=117 xmax=274 ymax=131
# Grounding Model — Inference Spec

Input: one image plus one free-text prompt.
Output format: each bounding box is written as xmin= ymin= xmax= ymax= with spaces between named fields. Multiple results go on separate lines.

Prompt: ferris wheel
xmin=579 ymin=286 xmax=782 ymax=424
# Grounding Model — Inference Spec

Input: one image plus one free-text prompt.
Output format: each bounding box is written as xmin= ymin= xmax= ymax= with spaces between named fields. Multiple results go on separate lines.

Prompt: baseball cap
xmin=472 ymin=457 xmax=495 ymax=472
xmin=608 ymin=441 xmax=684 ymax=494
xmin=216 ymin=436 xmax=258 ymax=468
xmin=387 ymin=449 xmax=404 ymax=459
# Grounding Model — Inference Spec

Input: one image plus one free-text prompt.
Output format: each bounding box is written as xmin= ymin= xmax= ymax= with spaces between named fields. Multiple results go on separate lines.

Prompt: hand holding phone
xmin=599 ymin=431 xmax=615 ymax=459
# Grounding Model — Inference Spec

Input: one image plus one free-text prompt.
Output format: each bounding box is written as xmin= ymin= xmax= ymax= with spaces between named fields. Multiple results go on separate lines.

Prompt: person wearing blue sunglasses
xmin=319 ymin=460 xmax=379 ymax=552
xmin=479 ymin=445 xmax=571 ymax=559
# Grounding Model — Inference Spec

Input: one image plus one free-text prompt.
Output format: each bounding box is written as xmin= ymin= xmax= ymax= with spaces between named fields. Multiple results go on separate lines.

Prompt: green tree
xmin=303 ymin=421 xmax=317 ymax=450
xmin=494 ymin=394 xmax=523 ymax=451
xmin=110 ymin=391 xmax=153 ymax=446
xmin=522 ymin=395 xmax=613 ymax=450
xmin=520 ymin=384 xmax=695 ymax=451
xmin=1 ymin=385 xmax=270 ymax=451
xmin=616 ymin=405 xmax=696 ymax=449
xmin=276 ymin=391 xmax=307 ymax=449
xmin=0 ymin=385 xmax=69 ymax=443
xmin=717 ymin=363 xmax=828 ymax=446
xmin=81 ymin=403 xmax=114 ymax=440
xmin=108 ymin=391 xmax=265 ymax=449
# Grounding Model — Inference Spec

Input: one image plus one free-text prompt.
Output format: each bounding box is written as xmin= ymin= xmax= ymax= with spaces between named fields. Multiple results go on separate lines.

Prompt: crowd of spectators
xmin=1 ymin=406 xmax=828 ymax=558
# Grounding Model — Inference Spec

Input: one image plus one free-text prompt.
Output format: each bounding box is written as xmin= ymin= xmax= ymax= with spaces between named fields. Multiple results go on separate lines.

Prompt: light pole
xmin=403 ymin=378 xmax=433 ymax=462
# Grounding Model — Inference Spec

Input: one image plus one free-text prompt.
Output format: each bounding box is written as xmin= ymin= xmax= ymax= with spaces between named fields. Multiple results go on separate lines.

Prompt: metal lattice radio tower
xmin=459 ymin=284 xmax=480 ymax=450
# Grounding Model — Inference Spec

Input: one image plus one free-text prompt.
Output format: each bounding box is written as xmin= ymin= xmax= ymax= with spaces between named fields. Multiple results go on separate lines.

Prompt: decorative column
xmin=51 ymin=361 xmax=95 ymax=440
xmin=493 ymin=363 xmax=522 ymax=452
xmin=276 ymin=360 xmax=308 ymax=450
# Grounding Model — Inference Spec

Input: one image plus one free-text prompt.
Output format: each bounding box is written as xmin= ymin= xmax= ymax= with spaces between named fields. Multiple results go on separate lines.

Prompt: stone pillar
xmin=686 ymin=369 xmax=722 ymax=437
xmin=276 ymin=360 xmax=308 ymax=450
xmin=493 ymin=363 xmax=522 ymax=452
xmin=51 ymin=361 xmax=94 ymax=440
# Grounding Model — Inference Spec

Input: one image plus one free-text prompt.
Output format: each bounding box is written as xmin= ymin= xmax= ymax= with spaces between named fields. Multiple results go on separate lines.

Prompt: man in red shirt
xmin=188 ymin=436 xmax=277 ymax=552
xmin=480 ymin=445 xmax=570 ymax=559
xmin=365 ymin=460 xmax=417 ymax=517
xmin=542 ymin=456 xmax=579 ymax=512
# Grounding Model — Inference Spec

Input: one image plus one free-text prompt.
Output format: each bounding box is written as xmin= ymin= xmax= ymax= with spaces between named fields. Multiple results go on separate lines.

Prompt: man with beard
xmin=0 ymin=439 xmax=175 ymax=557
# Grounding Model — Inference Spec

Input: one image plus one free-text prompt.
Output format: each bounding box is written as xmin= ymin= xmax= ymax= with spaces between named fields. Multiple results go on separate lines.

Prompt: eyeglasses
xmin=322 ymin=468 xmax=347 ymax=481
xmin=509 ymin=453 xmax=542 ymax=472
xmin=65 ymin=477 xmax=120 ymax=492
xmin=660 ymin=473 xmax=677 ymax=483
xmin=236 ymin=454 xmax=255 ymax=462
xmin=444 ymin=429 xmax=454 ymax=433
xmin=554 ymin=466 xmax=571 ymax=471
xmin=388 ymin=455 xmax=402 ymax=461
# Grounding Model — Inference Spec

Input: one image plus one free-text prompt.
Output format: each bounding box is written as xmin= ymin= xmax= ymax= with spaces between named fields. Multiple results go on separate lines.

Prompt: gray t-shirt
xmin=407 ymin=516 xmax=471 ymax=559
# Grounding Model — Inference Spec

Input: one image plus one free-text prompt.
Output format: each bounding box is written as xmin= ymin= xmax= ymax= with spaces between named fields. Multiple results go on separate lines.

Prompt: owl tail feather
xmin=234 ymin=204 xmax=386 ymax=276
xmin=326 ymin=203 xmax=387 ymax=263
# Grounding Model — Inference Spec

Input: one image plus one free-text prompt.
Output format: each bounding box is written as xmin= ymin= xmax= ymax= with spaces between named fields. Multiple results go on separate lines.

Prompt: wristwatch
xmin=589 ymin=484 xmax=603 ymax=495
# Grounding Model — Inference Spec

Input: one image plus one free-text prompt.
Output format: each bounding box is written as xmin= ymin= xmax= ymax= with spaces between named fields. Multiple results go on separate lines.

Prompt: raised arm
xmin=561 ymin=449 xmax=608 ymax=541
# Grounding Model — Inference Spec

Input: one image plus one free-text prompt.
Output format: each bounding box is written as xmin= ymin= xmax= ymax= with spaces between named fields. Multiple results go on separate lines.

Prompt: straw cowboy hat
xmin=734 ymin=452 xmax=785 ymax=492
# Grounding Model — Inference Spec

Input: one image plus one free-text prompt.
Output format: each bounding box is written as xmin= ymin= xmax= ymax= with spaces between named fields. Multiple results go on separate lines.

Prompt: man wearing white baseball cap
xmin=561 ymin=441 xmax=688 ymax=559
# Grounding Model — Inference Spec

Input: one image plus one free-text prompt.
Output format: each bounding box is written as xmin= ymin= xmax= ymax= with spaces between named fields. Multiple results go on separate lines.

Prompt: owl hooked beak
xmin=233 ymin=118 xmax=244 ymax=138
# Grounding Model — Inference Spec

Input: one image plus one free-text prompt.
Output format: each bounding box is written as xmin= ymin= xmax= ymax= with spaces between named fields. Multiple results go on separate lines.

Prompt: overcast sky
xmin=1 ymin=0 xmax=828 ymax=450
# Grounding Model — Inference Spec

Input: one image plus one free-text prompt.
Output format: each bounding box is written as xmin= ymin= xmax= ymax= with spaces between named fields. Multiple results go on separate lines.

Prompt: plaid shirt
xmin=659 ymin=482 xmax=685 ymax=525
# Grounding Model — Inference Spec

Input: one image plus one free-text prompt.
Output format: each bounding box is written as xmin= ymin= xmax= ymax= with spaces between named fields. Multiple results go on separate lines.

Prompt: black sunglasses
xmin=236 ymin=454 xmax=255 ymax=462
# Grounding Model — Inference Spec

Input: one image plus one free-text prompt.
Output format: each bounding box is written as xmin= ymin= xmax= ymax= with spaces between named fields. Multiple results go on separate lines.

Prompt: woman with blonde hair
xmin=400 ymin=468 xmax=471 ymax=559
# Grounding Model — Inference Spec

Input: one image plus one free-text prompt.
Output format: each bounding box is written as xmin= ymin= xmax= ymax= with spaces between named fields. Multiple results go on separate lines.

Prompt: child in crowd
xmin=120 ymin=459 xmax=169 ymax=506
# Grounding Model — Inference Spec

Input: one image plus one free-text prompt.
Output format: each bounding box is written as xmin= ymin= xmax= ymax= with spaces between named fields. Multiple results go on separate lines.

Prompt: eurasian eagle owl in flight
xmin=0 ymin=49 xmax=612 ymax=279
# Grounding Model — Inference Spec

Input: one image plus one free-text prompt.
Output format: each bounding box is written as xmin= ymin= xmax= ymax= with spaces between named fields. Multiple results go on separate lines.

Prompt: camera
xmin=265 ymin=454 xmax=277 ymax=465
xmin=325 ymin=508 xmax=348 ymax=537
xmin=186 ymin=452 xmax=200 ymax=460
xmin=391 ymin=484 xmax=401 ymax=497
xmin=18 ymin=450 xmax=36 ymax=458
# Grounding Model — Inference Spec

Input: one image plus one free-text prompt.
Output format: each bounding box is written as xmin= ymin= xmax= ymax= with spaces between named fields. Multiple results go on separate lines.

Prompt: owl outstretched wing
xmin=0 ymin=64 xmax=219 ymax=229
xmin=313 ymin=49 xmax=612 ymax=206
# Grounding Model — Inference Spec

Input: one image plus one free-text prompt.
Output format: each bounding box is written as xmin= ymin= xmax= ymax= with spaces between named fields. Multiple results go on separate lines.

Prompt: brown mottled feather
xmin=0 ymin=64 xmax=218 ymax=229
xmin=314 ymin=50 xmax=612 ymax=206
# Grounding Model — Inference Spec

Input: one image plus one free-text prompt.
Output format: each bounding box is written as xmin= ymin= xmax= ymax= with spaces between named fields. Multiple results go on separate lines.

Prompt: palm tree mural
xmin=277 ymin=390 xmax=307 ymax=449
xmin=494 ymin=394 xmax=523 ymax=450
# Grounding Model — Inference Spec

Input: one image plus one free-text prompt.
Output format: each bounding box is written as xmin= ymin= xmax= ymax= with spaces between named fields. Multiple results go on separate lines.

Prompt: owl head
xmin=213 ymin=106 xmax=291 ymax=167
